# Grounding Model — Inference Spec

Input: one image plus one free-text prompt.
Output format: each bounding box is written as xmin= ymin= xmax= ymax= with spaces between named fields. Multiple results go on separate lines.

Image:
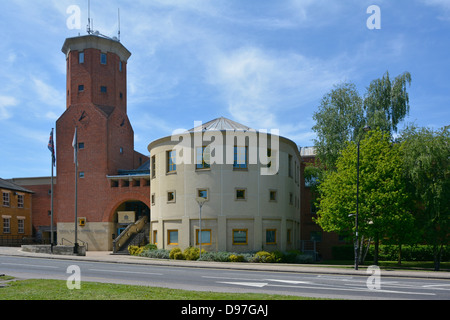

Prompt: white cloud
xmin=0 ymin=96 xmax=19 ymax=120
xmin=206 ymin=46 xmax=349 ymax=137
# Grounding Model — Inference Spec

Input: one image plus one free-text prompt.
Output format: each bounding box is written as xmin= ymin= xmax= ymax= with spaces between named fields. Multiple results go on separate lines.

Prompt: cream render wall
xmin=148 ymin=129 xmax=301 ymax=253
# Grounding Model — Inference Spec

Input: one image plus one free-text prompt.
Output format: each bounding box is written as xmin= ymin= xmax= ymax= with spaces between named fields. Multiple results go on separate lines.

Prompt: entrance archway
xmin=113 ymin=200 xmax=150 ymax=237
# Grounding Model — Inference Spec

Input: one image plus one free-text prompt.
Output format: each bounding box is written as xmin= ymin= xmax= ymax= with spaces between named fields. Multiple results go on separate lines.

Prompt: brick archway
xmin=103 ymin=191 xmax=150 ymax=223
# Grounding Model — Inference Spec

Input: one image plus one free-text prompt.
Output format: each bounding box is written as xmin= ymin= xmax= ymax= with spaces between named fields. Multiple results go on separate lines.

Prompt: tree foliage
xmin=314 ymin=129 xmax=415 ymax=263
xmin=399 ymin=125 xmax=449 ymax=270
xmin=312 ymin=71 xmax=411 ymax=169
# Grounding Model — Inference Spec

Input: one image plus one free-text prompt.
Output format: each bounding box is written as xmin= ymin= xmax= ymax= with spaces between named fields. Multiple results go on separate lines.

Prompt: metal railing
xmin=112 ymin=216 xmax=148 ymax=254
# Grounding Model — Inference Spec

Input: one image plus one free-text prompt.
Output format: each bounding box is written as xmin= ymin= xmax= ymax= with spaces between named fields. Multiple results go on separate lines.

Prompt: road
xmin=1 ymin=255 xmax=449 ymax=300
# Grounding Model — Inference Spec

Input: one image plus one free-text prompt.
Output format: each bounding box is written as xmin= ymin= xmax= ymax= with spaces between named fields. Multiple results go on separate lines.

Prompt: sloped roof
xmin=188 ymin=117 xmax=254 ymax=132
xmin=0 ymin=178 xmax=34 ymax=194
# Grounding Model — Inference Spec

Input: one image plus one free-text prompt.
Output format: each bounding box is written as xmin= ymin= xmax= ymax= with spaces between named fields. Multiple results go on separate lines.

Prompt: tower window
xmin=100 ymin=53 xmax=107 ymax=65
xmin=119 ymin=61 xmax=123 ymax=72
xmin=100 ymin=86 xmax=107 ymax=93
xmin=78 ymin=85 xmax=84 ymax=92
xmin=79 ymin=52 xmax=84 ymax=64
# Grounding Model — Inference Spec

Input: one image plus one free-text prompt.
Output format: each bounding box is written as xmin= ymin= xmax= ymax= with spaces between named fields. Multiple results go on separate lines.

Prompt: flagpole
xmin=50 ymin=128 xmax=54 ymax=247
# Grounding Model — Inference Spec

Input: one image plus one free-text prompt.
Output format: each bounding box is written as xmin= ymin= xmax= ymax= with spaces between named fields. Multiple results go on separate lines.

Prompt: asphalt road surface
xmin=1 ymin=255 xmax=449 ymax=300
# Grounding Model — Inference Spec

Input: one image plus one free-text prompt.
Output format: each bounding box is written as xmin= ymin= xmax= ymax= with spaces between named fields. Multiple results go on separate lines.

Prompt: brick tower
xmin=55 ymin=35 xmax=149 ymax=251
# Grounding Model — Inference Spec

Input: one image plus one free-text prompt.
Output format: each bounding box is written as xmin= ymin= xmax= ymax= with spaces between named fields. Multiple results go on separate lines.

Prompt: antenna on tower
xmin=118 ymin=8 xmax=121 ymax=42
xmin=87 ymin=0 xmax=92 ymax=34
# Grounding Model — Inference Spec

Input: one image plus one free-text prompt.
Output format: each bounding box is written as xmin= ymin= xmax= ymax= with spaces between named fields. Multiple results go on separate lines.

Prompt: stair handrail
xmin=113 ymin=216 xmax=148 ymax=253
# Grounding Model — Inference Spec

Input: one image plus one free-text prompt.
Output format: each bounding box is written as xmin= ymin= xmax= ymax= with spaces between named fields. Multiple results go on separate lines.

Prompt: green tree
xmin=400 ymin=125 xmax=449 ymax=271
xmin=312 ymin=82 xmax=364 ymax=170
xmin=312 ymin=72 xmax=411 ymax=170
xmin=314 ymin=129 xmax=414 ymax=264
xmin=364 ymin=71 xmax=412 ymax=134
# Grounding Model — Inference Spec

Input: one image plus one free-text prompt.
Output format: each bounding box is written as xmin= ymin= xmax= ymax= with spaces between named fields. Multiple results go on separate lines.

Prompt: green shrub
xmin=183 ymin=247 xmax=206 ymax=260
xmin=229 ymin=254 xmax=245 ymax=262
xmin=169 ymin=247 xmax=182 ymax=259
xmin=252 ymin=251 xmax=273 ymax=263
xmin=128 ymin=245 xmax=143 ymax=256
xmin=140 ymin=249 xmax=170 ymax=259
xmin=198 ymin=251 xmax=231 ymax=262
xmin=143 ymin=243 xmax=158 ymax=251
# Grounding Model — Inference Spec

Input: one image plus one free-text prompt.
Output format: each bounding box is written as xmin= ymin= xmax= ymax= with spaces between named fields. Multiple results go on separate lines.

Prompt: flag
xmin=72 ymin=127 xmax=78 ymax=166
xmin=48 ymin=129 xmax=56 ymax=167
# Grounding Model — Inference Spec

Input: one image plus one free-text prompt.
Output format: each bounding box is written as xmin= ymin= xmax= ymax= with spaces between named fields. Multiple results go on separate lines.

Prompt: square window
xmin=168 ymin=230 xmax=178 ymax=245
xmin=101 ymin=53 xmax=107 ymax=65
xmin=78 ymin=85 xmax=84 ymax=92
xmin=78 ymin=142 xmax=85 ymax=150
xmin=232 ymin=229 xmax=248 ymax=245
xmin=235 ymin=188 xmax=246 ymax=200
xmin=100 ymin=86 xmax=107 ymax=93
xmin=197 ymin=189 xmax=208 ymax=200
xmin=266 ymin=229 xmax=277 ymax=245
xmin=196 ymin=229 xmax=211 ymax=245
xmin=167 ymin=191 xmax=176 ymax=203
xmin=79 ymin=172 xmax=85 ymax=178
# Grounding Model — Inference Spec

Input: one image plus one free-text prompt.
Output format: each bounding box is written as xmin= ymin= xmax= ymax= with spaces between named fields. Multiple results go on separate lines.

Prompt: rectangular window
xmin=18 ymin=219 xmax=25 ymax=234
xmin=233 ymin=146 xmax=247 ymax=169
xmin=196 ymin=229 xmax=211 ymax=245
xmin=266 ymin=229 xmax=277 ymax=245
xmin=167 ymin=150 xmax=176 ymax=173
xmin=153 ymin=230 xmax=158 ymax=245
xmin=17 ymin=195 xmax=24 ymax=208
xmin=100 ymin=86 xmax=107 ymax=93
xmin=79 ymin=52 xmax=84 ymax=64
xmin=151 ymin=156 xmax=156 ymax=179
xmin=79 ymin=172 xmax=85 ymax=178
xmin=269 ymin=190 xmax=277 ymax=202
xmin=119 ymin=61 xmax=123 ymax=72
xmin=232 ymin=229 xmax=248 ymax=245
xmin=287 ymin=229 xmax=292 ymax=244
xmin=167 ymin=191 xmax=176 ymax=203
xmin=2 ymin=192 xmax=10 ymax=207
xmin=235 ymin=188 xmax=246 ymax=200
xmin=101 ymin=53 xmax=107 ymax=65
xmin=196 ymin=146 xmax=211 ymax=169
xmin=78 ymin=142 xmax=85 ymax=150
xmin=289 ymin=192 xmax=293 ymax=205
xmin=3 ymin=218 xmax=10 ymax=234
xmin=288 ymin=154 xmax=293 ymax=177
xmin=168 ymin=230 xmax=178 ymax=245
xmin=78 ymin=85 xmax=84 ymax=92
xmin=151 ymin=193 xmax=155 ymax=206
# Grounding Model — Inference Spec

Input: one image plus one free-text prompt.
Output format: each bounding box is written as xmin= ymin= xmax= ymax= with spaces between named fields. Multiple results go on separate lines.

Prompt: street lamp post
xmin=355 ymin=125 xmax=371 ymax=270
xmin=196 ymin=197 xmax=206 ymax=260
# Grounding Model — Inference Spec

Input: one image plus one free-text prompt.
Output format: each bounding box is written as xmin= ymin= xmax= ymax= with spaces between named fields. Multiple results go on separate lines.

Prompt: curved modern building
xmin=148 ymin=117 xmax=301 ymax=253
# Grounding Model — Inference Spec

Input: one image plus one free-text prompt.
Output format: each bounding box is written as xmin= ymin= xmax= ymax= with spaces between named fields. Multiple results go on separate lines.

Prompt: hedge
xmin=332 ymin=244 xmax=449 ymax=261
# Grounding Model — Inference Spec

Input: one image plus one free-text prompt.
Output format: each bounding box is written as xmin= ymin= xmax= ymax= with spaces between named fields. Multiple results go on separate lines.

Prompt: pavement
xmin=1 ymin=246 xmax=449 ymax=280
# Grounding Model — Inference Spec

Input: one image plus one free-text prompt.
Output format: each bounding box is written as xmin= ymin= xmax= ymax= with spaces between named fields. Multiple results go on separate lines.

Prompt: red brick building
xmin=13 ymin=35 xmax=150 ymax=251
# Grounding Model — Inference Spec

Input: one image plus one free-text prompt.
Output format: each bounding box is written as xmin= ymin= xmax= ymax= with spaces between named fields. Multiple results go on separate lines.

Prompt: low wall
xmin=21 ymin=245 xmax=86 ymax=256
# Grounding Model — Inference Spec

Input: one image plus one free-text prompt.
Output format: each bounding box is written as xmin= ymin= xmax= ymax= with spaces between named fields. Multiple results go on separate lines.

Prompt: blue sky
xmin=0 ymin=0 xmax=449 ymax=179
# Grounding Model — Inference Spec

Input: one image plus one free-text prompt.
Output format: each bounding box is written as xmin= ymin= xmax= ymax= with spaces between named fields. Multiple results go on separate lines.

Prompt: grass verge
xmin=0 ymin=277 xmax=320 ymax=300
